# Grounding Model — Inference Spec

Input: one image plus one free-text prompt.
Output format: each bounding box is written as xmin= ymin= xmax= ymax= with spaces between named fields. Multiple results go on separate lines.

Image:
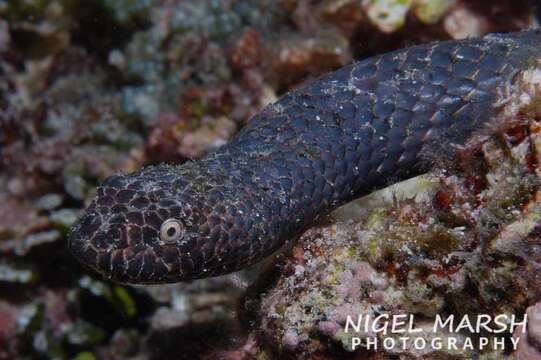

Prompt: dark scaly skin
xmin=69 ymin=30 xmax=541 ymax=284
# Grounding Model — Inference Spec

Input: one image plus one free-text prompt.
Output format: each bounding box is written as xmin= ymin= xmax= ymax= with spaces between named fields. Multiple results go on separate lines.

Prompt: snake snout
xmin=68 ymin=201 xmax=133 ymax=276
xmin=69 ymin=221 xmax=138 ymax=281
xmin=68 ymin=219 xmax=102 ymax=274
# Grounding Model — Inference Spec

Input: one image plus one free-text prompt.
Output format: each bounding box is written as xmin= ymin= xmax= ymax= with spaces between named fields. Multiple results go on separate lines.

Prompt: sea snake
xmin=69 ymin=30 xmax=541 ymax=284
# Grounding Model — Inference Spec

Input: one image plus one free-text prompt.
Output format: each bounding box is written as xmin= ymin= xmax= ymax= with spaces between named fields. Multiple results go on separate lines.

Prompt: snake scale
xmin=69 ymin=30 xmax=541 ymax=284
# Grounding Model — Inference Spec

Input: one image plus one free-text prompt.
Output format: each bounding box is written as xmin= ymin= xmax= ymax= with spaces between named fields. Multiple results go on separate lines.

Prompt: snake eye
xmin=160 ymin=218 xmax=185 ymax=244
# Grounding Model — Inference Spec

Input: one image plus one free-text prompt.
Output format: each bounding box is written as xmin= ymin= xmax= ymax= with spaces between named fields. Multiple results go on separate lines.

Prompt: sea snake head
xmin=68 ymin=163 xmax=246 ymax=284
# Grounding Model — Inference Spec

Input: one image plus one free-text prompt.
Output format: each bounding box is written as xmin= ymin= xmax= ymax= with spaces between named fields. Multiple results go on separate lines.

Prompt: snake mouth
xmin=68 ymin=228 xmax=111 ymax=281
xmin=69 ymin=228 xmax=162 ymax=283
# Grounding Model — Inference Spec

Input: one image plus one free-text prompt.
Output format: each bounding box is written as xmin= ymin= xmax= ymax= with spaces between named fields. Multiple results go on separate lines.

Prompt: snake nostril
xmin=93 ymin=231 xmax=110 ymax=249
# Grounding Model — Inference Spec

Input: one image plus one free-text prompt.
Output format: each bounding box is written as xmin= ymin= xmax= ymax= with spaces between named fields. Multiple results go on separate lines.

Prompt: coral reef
xmin=0 ymin=0 xmax=540 ymax=359
xmin=515 ymin=303 xmax=541 ymax=358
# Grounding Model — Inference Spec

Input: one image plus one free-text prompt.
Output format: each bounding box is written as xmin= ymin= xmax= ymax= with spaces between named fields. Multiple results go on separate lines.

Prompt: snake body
xmin=69 ymin=30 xmax=541 ymax=284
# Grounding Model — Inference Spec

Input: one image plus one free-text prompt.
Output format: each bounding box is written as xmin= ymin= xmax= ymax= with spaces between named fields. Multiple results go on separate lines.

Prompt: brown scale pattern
xmin=69 ymin=30 xmax=541 ymax=283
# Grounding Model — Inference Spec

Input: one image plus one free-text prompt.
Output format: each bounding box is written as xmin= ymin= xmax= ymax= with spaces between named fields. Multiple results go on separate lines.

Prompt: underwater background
xmin=1 ymin=1 xmax=541 ymax=359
